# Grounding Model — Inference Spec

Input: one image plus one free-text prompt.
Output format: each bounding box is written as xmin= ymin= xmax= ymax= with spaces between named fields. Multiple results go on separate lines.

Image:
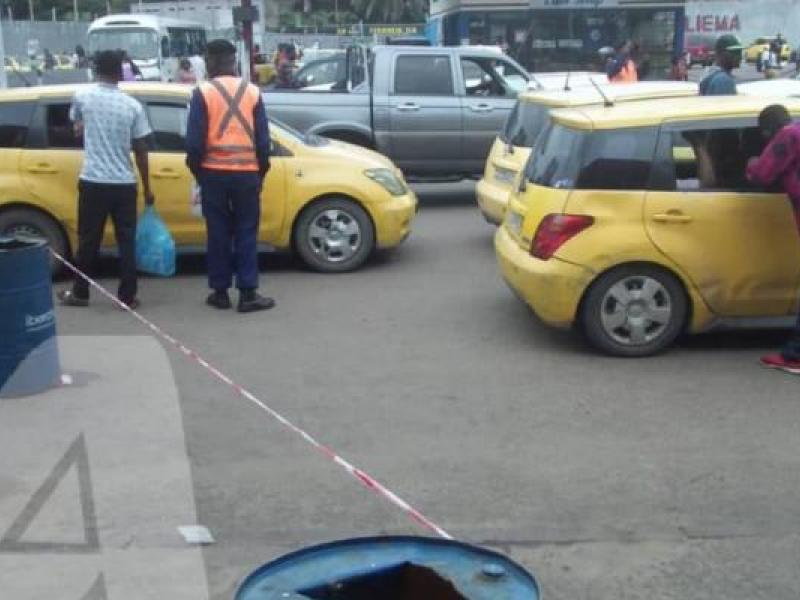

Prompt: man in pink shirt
xmin=747 ymin=104 xmax=800 ymax=374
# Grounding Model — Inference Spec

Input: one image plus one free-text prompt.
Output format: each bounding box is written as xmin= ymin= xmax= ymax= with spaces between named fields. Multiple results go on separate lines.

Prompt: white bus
xmin=87 ymin=14 xmax=207 ymax=82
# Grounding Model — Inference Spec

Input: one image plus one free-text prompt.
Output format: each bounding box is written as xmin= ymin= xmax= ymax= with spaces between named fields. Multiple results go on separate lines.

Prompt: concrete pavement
xmin=5 ymin=184 xmax=800 ymax=599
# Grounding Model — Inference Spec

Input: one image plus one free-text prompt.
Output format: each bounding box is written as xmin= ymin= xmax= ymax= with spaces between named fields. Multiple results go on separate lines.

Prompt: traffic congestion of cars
xmin=2 ymin=43 xmax=800 ymax=357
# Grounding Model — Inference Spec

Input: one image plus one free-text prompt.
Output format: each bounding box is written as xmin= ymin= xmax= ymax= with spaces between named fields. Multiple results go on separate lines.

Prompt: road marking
xmin=0 ymin=434 xmax=98 ymax=554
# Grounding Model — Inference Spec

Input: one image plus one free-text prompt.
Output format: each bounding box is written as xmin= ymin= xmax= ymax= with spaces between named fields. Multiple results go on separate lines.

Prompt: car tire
xmin=581 ymin=265 xmax=688 ymax=357
xmin=293 ymin=198 xmax=375 ymax=273
xmin=0 ymin=208 xmax=68 ymax=276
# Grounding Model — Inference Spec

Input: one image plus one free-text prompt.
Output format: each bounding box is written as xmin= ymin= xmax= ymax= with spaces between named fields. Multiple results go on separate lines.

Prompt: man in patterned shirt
xmin=747 ymin=104 xmax=800 ymax=374
xmin=58 ymin=50 xmax=154 ymax=310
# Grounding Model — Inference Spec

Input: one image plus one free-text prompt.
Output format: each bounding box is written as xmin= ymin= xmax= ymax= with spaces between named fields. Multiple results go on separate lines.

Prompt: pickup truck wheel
xmin=0 ymin=208 xmax=68 ymax=276
xmin=581 ymin=265 xmax=687 ymax=357
xmin=294 ymin=198 xmax=374 ymax=273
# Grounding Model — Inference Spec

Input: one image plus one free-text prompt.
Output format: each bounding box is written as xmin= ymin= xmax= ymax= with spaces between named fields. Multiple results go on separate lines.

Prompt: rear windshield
xmin=500 ymin=101 xmax=550 ymax=147
xmin=526 ymin=123 xmax=658 ymax=190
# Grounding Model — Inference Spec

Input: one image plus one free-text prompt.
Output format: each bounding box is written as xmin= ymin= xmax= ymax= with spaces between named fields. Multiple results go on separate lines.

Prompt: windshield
xmin=502 ymin=102 xmax=551 ymax=147
xmin=270 ymin=117 xmax=329 ymax=147
xmin=88 ymin=29 xmax=158 ymax=61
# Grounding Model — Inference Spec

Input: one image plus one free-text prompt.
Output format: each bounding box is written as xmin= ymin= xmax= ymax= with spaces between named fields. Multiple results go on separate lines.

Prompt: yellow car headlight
xmin=365 ymin=168 xmax=406 ymax=196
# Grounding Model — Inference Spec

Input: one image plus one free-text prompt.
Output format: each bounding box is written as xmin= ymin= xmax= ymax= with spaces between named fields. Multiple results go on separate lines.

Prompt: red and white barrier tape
xmin=50 ymin=249 xmax=452 ymax=540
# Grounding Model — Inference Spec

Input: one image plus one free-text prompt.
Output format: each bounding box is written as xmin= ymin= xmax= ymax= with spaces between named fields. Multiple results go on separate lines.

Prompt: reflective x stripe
xmin=207 ymin=144 xmax=255 ymax=153
xmin=204 ymin=156 xmax=258 ymax=166
xmin=208 ymin=79 xmax=255 ymax=143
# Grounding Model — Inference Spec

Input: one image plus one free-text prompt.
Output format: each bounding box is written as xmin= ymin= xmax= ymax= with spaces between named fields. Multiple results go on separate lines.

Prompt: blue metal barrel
xmin=0 ymin=237 xmax=61 ymax=397
xmin=236 ymin=536 xmax=540 ymax=600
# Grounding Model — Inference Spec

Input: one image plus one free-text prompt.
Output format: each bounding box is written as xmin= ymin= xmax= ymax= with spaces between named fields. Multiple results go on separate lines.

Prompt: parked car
xmin=0 ymin=83 xmax=417 ymax=274
xmin=264 ymin=45 xmax=530 ymax=177
xmin=745 ymin=37 xmax=791 ymax=63
xmin=495 ymin=95 xmax=800 ymax=356
xmin=476 ymin=81 xmax=698 ymax=225
xmin=685 ymin=34 xmax=716 ymax=67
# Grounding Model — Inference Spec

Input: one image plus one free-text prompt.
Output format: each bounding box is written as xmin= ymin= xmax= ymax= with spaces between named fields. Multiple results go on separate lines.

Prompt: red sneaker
xmin=760 ymin=354 xmax=800 ymax=375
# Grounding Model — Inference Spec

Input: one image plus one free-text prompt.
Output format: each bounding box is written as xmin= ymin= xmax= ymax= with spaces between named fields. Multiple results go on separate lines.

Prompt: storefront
xmin=428 ymin=0 xmax=686 ymax=76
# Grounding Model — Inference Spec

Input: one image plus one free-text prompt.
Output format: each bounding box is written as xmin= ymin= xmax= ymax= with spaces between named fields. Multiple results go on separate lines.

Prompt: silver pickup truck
xmin=264 ymin=45 xmax=529 ymax=177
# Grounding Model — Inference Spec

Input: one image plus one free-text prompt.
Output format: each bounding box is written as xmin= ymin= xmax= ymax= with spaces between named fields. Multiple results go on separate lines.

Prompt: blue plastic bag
xmin=136 ymin=206 xmax=176 ymax=277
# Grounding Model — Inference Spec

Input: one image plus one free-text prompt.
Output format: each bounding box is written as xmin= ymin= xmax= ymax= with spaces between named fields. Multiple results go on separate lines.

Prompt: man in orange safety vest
xmin=186 ymin=39 xmax=275 ymax=313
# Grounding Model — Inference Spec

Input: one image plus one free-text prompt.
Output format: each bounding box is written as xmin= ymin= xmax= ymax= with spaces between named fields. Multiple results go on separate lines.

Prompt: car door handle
xmin=153 ymin=169 xmax=181 ymax=179
xmin=652 ymin=211 xmax=693 ymax=224
xmin=396 ymin=102 xmax=420 ymax=112
xmin=26 ymin=163 xmax=58 ymax=174
xmin=469 ymin=104 xmax=493 ymax=113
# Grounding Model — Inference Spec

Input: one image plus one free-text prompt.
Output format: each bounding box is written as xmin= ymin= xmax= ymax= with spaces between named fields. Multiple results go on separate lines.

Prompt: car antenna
xmin=590 ymin=77 xmax=613 ymax=107
xmin=564 ymin=70 xmax=571 ymax=92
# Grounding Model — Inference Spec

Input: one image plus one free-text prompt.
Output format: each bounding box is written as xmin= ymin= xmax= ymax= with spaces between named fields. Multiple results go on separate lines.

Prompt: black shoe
xmin=206 ymin=290 xmax=232 ymax=310
xmin=238 ymin=290 xmax=275 ymax=313
xmin=57 ymin=289 xmax=89 ymax=307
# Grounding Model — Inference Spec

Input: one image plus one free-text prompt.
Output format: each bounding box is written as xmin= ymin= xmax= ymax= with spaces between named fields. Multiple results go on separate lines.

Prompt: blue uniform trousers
xmin=199 ymin=171 xmax=262 ymax=291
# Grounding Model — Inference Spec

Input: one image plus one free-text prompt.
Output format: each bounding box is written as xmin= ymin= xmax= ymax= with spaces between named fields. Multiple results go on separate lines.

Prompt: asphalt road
xmin=12 ymin=183 xmax=800 ymax=599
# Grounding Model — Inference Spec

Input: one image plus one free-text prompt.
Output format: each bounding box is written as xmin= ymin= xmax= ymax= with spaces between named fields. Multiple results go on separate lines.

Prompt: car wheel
xmin=293 ymin=198 xmax=375 ymax=273
xmin=0 ymin=208 xmax=68 ymax=276
xmin=581 ymin=265 xmax=687 ymax=357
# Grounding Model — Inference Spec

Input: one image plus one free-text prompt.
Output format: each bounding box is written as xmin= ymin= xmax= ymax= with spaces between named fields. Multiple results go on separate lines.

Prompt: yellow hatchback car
xmin=476 ymin=81 xmax=697 ymax=225
xmin=496 ymin=95 xmax=800 ymax=356
xmin=0 ymin=83 xmax=417 ymax=274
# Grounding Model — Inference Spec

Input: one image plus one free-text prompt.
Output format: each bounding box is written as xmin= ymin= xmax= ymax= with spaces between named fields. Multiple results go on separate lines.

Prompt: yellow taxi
xmin=745 ymin=37 xmax=792 ymax=63
xmin=0 ymin=83 xmax=417 ymax=274
xmin=496 ymin=95 xmax=800 ymax=356
xmin=476 ymin=82 xmax=697 ymax=226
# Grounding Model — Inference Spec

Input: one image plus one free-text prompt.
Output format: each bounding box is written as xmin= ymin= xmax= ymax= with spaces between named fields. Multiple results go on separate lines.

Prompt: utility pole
xmin=0 ymin=12 xmax=7 ymax=88
xmin=28 ymin=0 xmax=33 ymax=22
xmin=241 ymin=0 xmax=254 ymax=82
xmin=74 ymin=0 xmax=78 ymax=21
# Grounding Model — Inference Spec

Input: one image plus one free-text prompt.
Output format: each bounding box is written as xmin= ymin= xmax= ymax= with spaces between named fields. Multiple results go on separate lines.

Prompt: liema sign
xmin=684 ymin=0 xmax=800 ymax=43
xmin=685 ymin=13 xmax=741 ymax=34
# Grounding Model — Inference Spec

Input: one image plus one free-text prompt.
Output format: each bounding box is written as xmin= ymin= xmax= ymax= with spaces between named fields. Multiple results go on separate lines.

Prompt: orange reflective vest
xmin=199 ymin=76 xmax=260 ymax=172
xmin=610 ymin=59 xmax=638 ymax=84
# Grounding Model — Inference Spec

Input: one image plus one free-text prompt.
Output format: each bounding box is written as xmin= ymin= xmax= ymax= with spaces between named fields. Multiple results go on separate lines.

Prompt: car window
xmin=147 ymin=103 xmax=187 ymax=152
xmin=394 ymin=55 xmax=453 ymax=96
xmin=576 ymin=127 xmax=658 ymax=190
xmin=296 ymin=58 xmax=345 ymax=90
xmin=502 ymin=101 xmax=550 ymax=147
xmin=526 ymin=122 xmax=584 ymax=188
xmin=0 ymin=101 xmax=35 ymax=148
xmin=527 ymin=123 xmax=657 ymax=190
xmin=654 ymin=124 xmax=767 ymax=192
xmin=46 ymin=104 xmax=82 ymax=149
xmin=461 ymin=57 xmax=526 ymax=98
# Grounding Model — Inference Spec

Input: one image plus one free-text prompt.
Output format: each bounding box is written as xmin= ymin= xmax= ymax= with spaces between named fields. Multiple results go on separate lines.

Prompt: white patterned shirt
xmin=69 ymin=84 xmax=152 ymax=185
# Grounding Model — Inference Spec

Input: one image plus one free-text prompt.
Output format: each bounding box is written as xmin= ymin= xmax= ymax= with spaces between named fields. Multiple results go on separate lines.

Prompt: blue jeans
xmin=199 ymin=171 xmax=262 ymax=291
xmin=783 ymin=312 xmax=800 ymax=361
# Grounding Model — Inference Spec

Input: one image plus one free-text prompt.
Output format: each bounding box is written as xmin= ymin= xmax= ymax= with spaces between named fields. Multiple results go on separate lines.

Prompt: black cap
xmin=206 ymin=39 xmax=236 ymax=57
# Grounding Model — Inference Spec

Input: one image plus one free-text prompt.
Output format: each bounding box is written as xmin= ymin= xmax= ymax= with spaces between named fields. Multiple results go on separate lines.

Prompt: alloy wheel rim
xmin=599 ymin=275 xmax=673 ymax=346
xmin=307 ymin=209 xmax=361 ymax=263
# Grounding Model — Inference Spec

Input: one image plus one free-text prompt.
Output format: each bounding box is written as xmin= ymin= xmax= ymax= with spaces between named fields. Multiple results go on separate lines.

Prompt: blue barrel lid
xmin=236 ymin=536 xmax=539 ymax=600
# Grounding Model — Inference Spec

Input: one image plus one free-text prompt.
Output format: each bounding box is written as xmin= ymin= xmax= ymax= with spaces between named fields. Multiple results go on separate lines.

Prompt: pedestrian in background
xmin=176 ymin=58 xmax=197 ymax=84
xmin=185 ymin=39 xmax=274 ymax=313
xmin=670 ymin=54 xmax=688 ymax=81
xmin=121 ymin=51 xmax=141 ymax=81
xmin=699 ymin=35 xmax=742 ymax=96
xmin=43 ymin=48 xmax=55 ymax=71
xmin=606 ymin=40 xmax=638 ymax=84
xmin=58 ymin=50 xmax=155 ymax=310
xmin=747 ymin=105 xmax=800 ymax=374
